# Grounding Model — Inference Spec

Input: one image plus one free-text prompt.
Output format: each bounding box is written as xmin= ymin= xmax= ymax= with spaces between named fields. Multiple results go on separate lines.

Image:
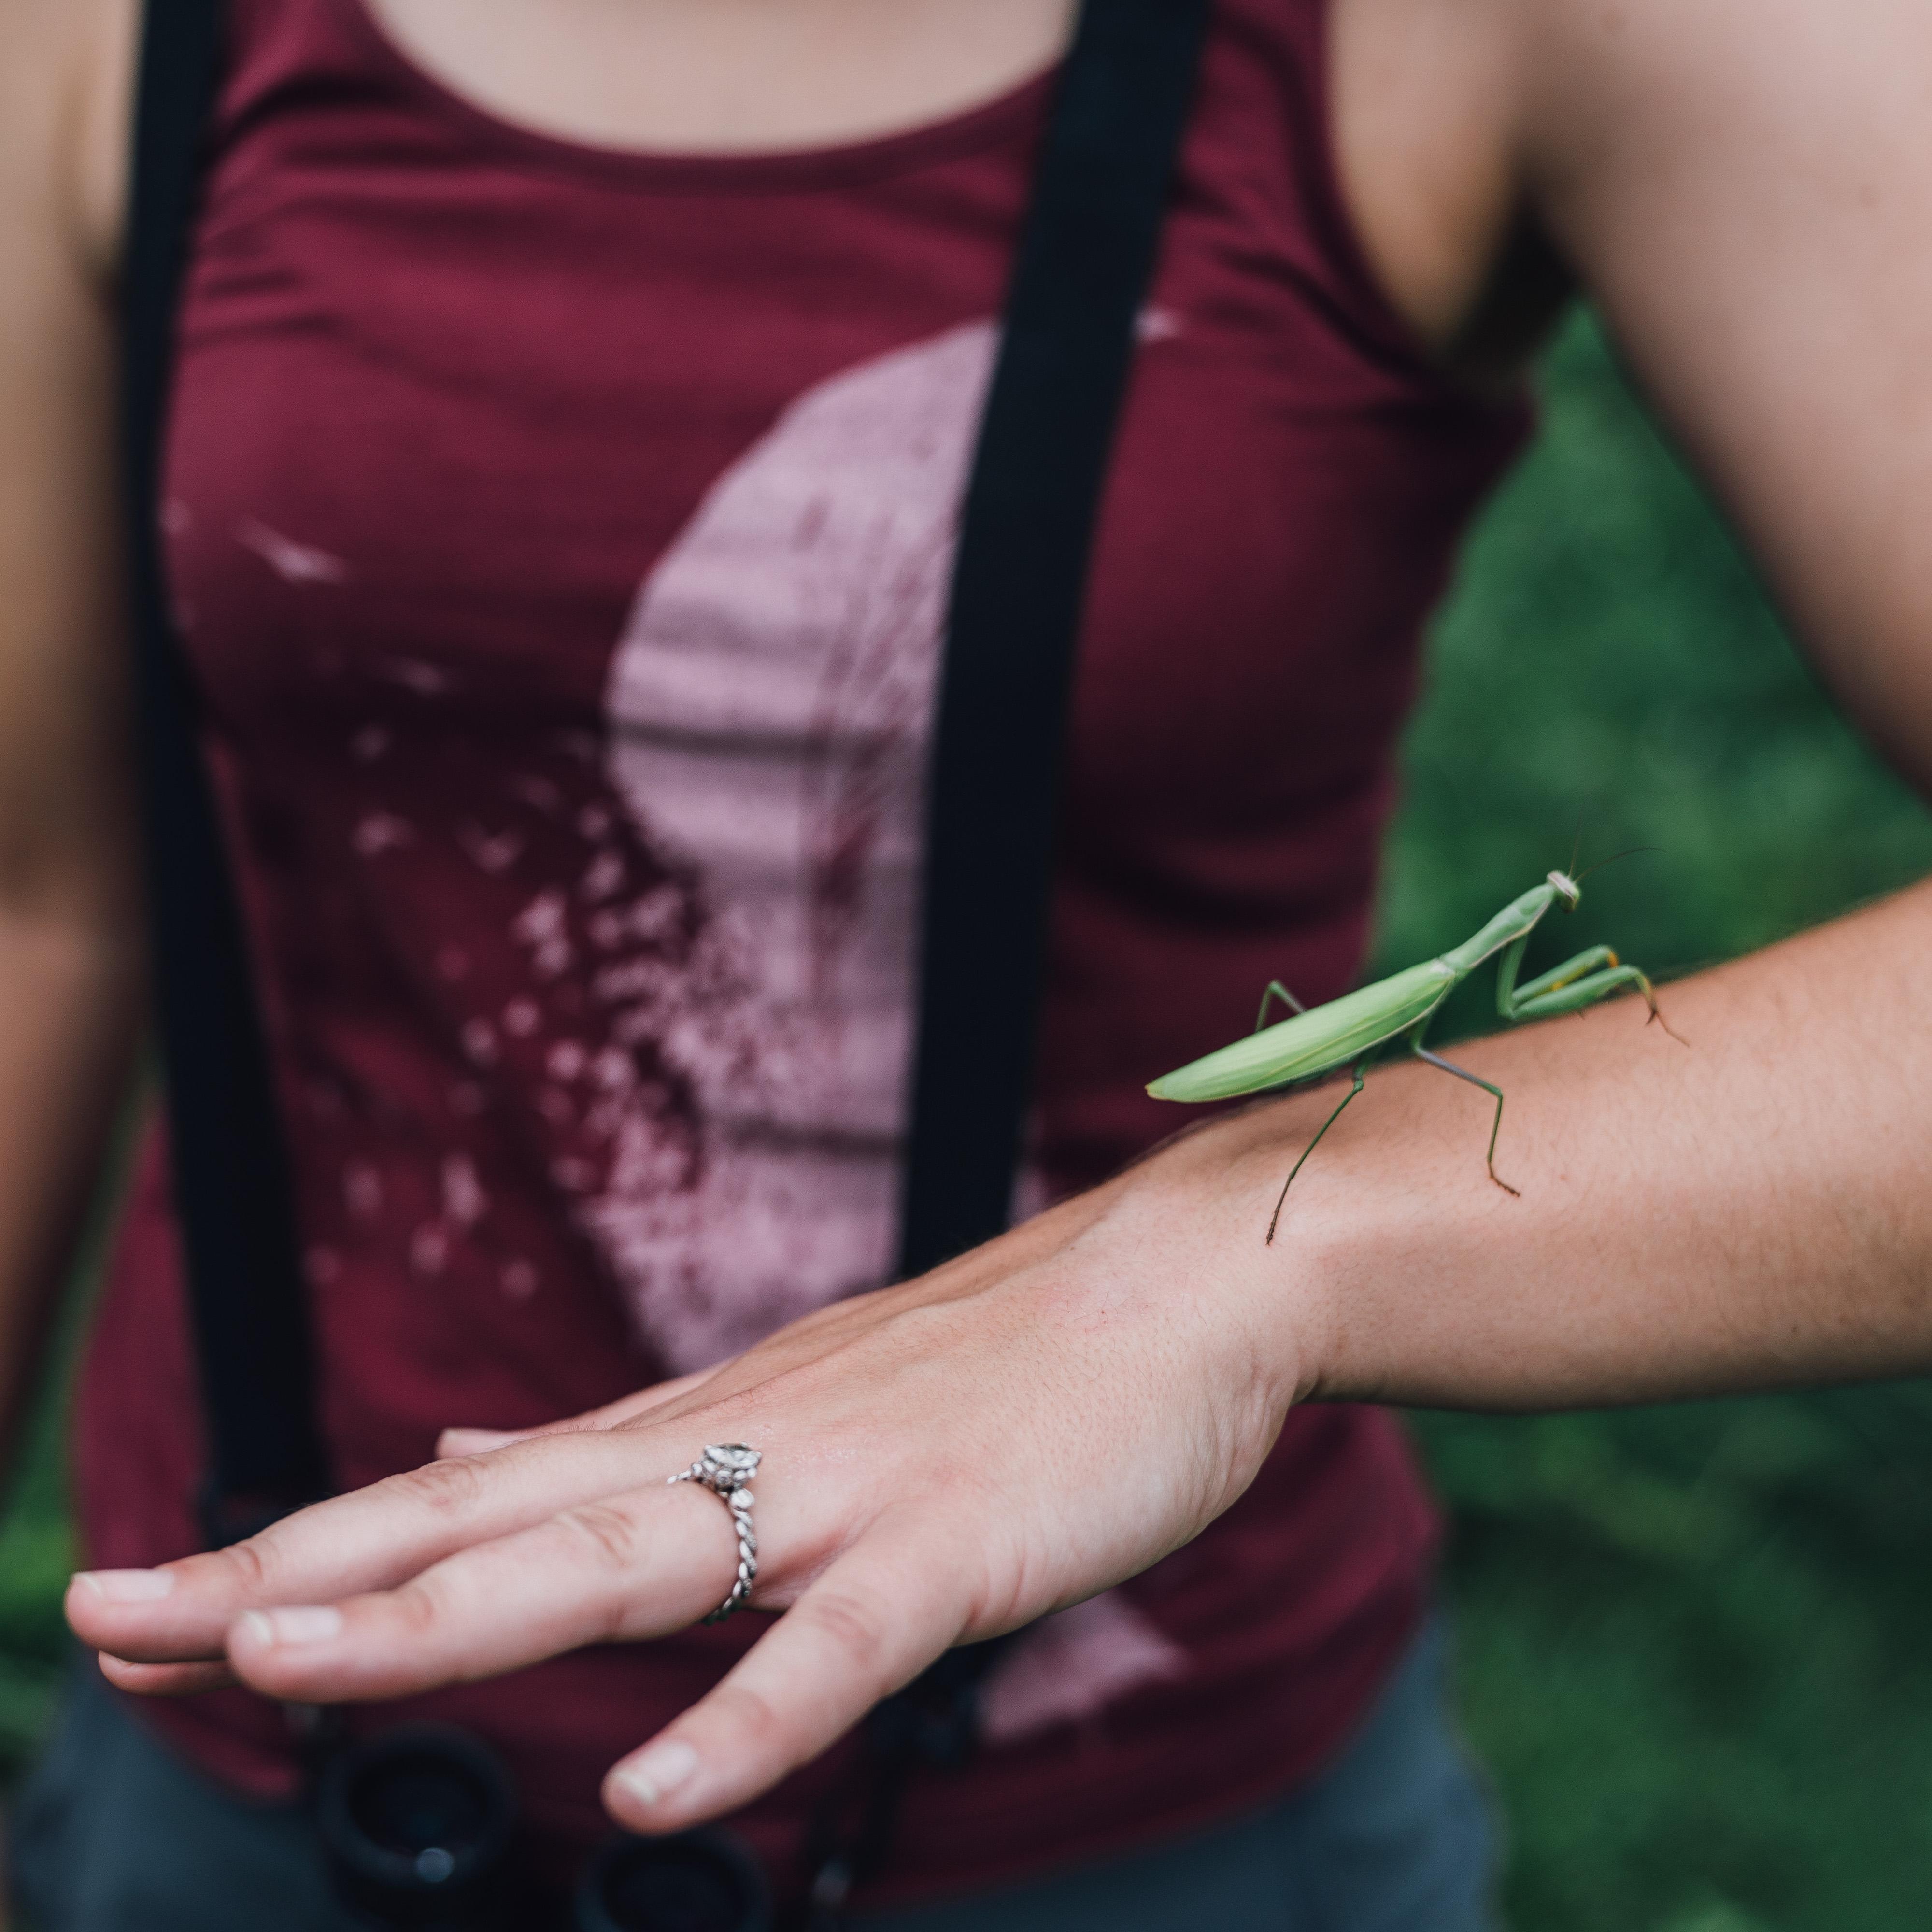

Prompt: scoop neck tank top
xmin=77 ymin=0 xmax=1530 ymax=1905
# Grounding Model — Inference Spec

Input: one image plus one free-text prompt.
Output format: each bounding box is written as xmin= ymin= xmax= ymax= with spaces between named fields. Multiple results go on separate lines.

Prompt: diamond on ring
xmin=668 ymin=1444 xmax=762 ymax=1623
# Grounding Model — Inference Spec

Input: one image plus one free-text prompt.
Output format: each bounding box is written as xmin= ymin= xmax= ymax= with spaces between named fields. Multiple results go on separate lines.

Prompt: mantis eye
xmin=1546 ymin=869 xmax=1581 ymax=910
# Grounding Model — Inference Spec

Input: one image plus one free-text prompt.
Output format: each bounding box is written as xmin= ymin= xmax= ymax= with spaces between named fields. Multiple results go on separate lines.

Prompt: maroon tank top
xmin=77 ymin=0 xmax=1528 ymax=1902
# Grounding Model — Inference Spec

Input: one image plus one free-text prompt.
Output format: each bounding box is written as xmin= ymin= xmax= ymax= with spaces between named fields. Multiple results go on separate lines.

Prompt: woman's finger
xmin=65 ymin=1427 xmax=702 ymax=1665
xmin=96 ymin=1652 xmax=238 ymax=1697
xmin=436 ymin=1368 xmax=716 ymax=1458
xmin=603 ymin=1522 xmax=968 ymax=1833
xmin=222 ymin=1480 xmax=742 ymax=1704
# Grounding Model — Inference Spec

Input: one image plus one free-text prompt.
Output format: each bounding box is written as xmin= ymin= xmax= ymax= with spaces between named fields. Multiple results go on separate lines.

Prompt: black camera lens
xmin=318 ymin=1725 xmax=519 ymax=1930
xmin=576 ymin=1829 xmax=770 ymax=1932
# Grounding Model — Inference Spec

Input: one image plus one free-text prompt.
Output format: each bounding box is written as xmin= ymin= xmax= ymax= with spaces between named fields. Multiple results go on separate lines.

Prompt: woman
xmin=11 ymin=0 xmax=1932 ymax=1924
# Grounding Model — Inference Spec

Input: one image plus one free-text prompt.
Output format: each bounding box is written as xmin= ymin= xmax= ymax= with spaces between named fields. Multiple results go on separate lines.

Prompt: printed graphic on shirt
xmin=980 ymin=1591 xmax=1193 ymax=1744
xmin=585 ymin=320 xmax=998 ymax=1371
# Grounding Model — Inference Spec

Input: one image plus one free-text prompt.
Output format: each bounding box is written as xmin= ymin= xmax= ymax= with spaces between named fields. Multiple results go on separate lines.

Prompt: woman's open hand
xmin=64 ymin=1131 xmax=1301 ymax=1833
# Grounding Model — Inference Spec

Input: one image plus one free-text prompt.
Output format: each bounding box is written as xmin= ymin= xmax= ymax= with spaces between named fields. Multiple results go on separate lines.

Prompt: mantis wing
xmin=1146 ymin=959 xmax=1455 ymax=1102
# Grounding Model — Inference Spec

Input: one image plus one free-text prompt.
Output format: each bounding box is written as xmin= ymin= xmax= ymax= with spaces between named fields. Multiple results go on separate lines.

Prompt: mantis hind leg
xmin=1254 ymin=980 xmax=1307 ymax=1031
xmin=1266 ymin=1059 xmax=1368 ymax=1244
xmin=1414 ymin=1047 xmax=1520 ymax=1198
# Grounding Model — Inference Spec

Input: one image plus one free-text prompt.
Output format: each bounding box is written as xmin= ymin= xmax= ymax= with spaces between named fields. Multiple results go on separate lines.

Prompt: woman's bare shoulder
xmin=1328 ymin=0 xmax=1558 ymax=371
xmin=1 ymin=0 xmax=140 ymax=289
xmin=0 ymin=0 xmax=144 ymax=929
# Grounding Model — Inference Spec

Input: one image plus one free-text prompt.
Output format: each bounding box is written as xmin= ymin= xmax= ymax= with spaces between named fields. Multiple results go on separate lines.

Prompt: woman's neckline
xmin=334 ymin=0 xmax=1064 ymax=189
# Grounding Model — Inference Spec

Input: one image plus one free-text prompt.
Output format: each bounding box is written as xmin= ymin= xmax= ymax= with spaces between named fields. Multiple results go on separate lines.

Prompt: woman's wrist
xmin=1122 ymin=1058 xmax=1532 ymax=1420
xmin=1110 ymin=1093 xmax=1355 ymax=1423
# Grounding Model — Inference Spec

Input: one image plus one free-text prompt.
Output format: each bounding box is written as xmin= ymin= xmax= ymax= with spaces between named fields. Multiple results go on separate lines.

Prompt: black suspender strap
xmin=896 ymin=0 xmax=1210 ymax=1279
xmin=124 ymin=0 xmax=331 ymax=1545
xmin=814 ymin=2 xmax=1209 ymax=1913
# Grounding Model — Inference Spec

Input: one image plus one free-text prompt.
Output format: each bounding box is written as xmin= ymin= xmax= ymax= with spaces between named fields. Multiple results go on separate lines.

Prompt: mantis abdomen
xmin=1147 ymin=958 xmax=1455 ymax=1103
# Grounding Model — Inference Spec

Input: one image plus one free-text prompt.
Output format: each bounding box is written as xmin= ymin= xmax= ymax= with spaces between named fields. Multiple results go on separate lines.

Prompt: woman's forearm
xmin=0 ymin=909 xmax=143 ymax=1482
xmin=1149 ymin=878 xmax=1932 ymax=1415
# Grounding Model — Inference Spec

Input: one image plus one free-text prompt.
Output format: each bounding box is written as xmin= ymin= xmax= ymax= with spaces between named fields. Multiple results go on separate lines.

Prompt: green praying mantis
xmin=1147 ymin=858 xmax=1687 ymax=1241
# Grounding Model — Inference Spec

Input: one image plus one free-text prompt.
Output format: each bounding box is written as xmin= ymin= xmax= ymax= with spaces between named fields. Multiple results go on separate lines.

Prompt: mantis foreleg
xmin=1266 ymin=1057 xmax=1369 ymax=1244
xmin=1254 ymin=980 xmax=1307 ymax=1031
xmin=1413 ymin=1047 xmax=1520 ymax=1197
xmin=1509 ymin=961 xmax=1688 ymax=1043
xmin=1512 ymin=944 xmax=1620 ymax=1007
xmin=1498 ymin=936 xmax=1689 ymax=1044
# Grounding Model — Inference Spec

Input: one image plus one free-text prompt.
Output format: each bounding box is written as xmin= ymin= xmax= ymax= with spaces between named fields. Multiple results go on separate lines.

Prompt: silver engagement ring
xmin=668 ymin=1444 xmax=761 ymax=1623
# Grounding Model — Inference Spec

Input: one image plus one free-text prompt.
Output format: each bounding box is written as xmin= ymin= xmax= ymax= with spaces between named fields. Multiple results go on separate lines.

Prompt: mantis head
xmin=1558 ymin=843 xmax=1657 ymax=908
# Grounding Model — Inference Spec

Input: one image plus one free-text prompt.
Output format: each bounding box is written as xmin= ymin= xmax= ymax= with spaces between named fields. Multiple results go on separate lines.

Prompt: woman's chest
xmin=165 ymin=0 xmax=1524 ymax=854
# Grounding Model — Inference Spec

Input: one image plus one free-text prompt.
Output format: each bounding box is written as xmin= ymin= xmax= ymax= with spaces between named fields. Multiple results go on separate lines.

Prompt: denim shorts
xmin=8 ymin=1614 xmax=1498 ymax=1932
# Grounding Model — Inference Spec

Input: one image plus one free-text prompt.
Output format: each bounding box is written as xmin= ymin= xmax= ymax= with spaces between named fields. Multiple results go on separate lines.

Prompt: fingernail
xmin=73 ymin=1569 xmax=176 ymax=1604
xmin=615 ymin=1739 xmax=699 ymax=1807
xmin=440 ymin=1427 xmax=513 ymax=1456
xmin=238 ymin=1605 xmax=343 ymax=1647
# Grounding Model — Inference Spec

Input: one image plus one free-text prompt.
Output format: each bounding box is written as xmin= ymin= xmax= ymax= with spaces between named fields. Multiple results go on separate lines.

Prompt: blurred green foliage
xmin=1379 ymin=310 xmax=1932 ymax=1932
xmin=0 ymin=1415 xmax=69 ymax=1783
xmin=0 ymin=1157 xmax=112 ymax=1784
xmin=2 ymin=312 xmax=1931 ymax=1928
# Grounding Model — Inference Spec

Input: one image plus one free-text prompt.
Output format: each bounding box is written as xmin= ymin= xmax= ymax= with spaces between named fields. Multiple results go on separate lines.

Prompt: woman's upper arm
xmin=0 ymin=0 xmax=142 ymax=932
xmin=1520 ymin=0 xmax=1932 ymax=792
